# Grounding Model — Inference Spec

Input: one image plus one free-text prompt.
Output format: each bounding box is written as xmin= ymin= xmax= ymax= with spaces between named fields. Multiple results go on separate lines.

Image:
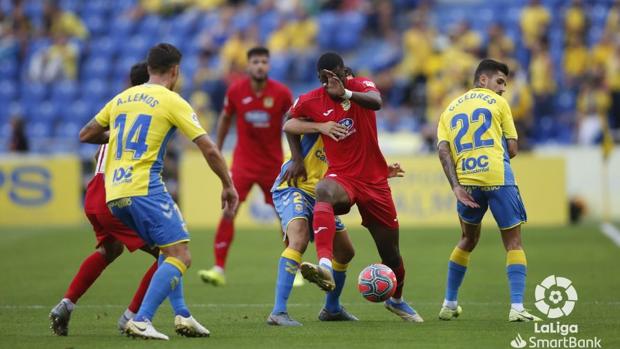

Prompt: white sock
xmin=511 ymin=303 xmax=524 ymax=312
xmin=319 ymin=258 xmax=332 ymax=270
xmin=390 ymin=297 xmax=403 ymax=304
xmin=213 ymin=266 xmax=225 ymax=274
xmin=123 ymin=309 xmax=136 ymax=320
xmin=61 ymin=298 xmax=75 ymax=311
xmin=443 ymin=299 xmax=458 ymax=310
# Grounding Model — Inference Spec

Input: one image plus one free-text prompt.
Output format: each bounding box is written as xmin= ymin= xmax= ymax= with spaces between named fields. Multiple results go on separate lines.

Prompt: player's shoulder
xmin=348 ymin=76 xmax=377 ymax=89
xmin=296 ymin=86 xmax=323 ymax=105
xmin=227 ymin=77 xmax=250 ymax=93
xmin=267 ymin=78 xmax=291 ymax=94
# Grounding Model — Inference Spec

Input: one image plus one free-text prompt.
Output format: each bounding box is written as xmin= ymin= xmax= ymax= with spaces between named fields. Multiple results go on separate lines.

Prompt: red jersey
xmin=84 ymin=145 xmax=109 ymax=214
xmin=223 ymin=77 xmax=293 ymax=175
xmin=289 ymin=77 xmax=388 ymax=182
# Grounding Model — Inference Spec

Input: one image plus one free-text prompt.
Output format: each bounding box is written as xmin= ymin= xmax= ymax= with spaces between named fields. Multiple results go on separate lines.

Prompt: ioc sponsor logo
xmin=461 ymin=155 xmax=489 ymax=172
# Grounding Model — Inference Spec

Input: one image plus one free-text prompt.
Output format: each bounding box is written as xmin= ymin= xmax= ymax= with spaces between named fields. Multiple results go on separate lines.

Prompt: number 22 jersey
xmin=94 ymin=83 xmax=207 ymax=202
xmin=436 ymin=88 xmax=518 ymax=186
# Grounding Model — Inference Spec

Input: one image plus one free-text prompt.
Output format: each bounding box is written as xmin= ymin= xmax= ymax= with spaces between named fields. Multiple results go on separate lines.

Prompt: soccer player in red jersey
xmin=199 ymin=47 xmax=293 ymax=286
xmin=49 ymin=62 xmax=160 ymax=336
xmin=282 ymin=52 xmax=423 ymax=322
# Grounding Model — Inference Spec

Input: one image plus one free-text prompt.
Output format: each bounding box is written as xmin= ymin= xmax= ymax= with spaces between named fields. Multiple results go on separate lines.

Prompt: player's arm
xmin=437 ymin=141 xmax=479 ymax=208
xmin=194 ymin=134 xmax=238 ymax=215
xmin=282 ymin=117 xmax=348 ymax=141
xmin=79 ymin=118 xmax=109 ymax=144
xmin=323 ymin=69 xmax=382 ymax=110
xmin=506 ymin=139 xmax=518 ymax=158
xmin=215 ymin=110 xmax=234 ymax=151
xmin=501 ymin=101 xmax=519 ymax=159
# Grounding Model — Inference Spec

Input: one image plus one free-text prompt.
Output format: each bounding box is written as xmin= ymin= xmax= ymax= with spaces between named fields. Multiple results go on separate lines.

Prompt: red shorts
xmin=84 ymin=174 xmax=145 ymax=252
xmin=232 ymin=171 xmax=275 ymax=205
xmin=325 ymin=172 xmax=399 ymax=230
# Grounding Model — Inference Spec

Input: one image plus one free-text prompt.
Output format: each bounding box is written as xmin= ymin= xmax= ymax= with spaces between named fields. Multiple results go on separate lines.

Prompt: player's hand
xmin=322 ymin=69 xmax=345 ymax=99
xmin=283 ymin=159 xmax=307 ymax=188
xmin=318 ymin=121 xmax=348 ymax=141
xmin=453 ymin=185 xmax=480 ymax=208
xmin=387 ymin=162 xmax=405 ymax=178
xmin=221 ymin=185 xmax=239 ymax=218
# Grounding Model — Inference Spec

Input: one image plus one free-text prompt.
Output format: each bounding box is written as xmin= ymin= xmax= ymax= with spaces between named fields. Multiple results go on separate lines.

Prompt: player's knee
xmin=336 ymin=245 xmax=355 ymax=264
xmin=461 ymin=235 xmax=479 ymax=250
xmin=98 ymin=241 xmax=124 ymax=262
xmin=287 ymin=239 xmax=308 ymax=254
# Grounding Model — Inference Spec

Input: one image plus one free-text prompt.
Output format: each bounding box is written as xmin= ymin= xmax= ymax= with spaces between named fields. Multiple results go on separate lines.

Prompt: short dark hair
xmin=247 ymin=46 xmax=269 ymax=59
xmin=344 ymin=66 xmax=355 ymax=77
xmin=474 ymin=59 xmax=509 ymax=85
xmin=317 ymin=52 xmax=344 ymax=72
xmin=129 ymin=61 xmax=149 ymax=86
xmin=147 ymin=43 xmax=182 ymax=74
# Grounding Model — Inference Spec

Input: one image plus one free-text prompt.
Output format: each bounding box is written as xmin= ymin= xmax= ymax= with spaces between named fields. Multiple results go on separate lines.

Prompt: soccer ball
xmin=357 ymin=264 xmax=397 ymax=302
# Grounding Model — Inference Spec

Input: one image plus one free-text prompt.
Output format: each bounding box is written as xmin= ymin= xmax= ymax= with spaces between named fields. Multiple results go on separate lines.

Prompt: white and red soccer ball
xmin=357 ymin=264 xmax=397 ymax=302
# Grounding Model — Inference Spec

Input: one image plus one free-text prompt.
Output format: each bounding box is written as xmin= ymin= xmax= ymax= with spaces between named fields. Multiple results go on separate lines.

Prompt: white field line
xmin=600 ymin=222 xmax=620 ymax=247
xmin=2 ymin=301 xmax=620 ymax=310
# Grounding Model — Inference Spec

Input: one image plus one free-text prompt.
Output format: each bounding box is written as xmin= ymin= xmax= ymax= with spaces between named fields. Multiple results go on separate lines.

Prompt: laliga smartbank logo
xmin=509 ymin=276 xmax=602 ymax=349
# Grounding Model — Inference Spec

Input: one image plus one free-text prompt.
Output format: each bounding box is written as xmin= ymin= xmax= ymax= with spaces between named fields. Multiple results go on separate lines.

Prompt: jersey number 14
xmin=114 ymin=113 xmax=152 ymax=159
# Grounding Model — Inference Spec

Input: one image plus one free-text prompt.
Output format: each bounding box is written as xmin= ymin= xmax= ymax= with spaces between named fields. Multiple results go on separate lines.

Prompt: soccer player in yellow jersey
xmin=436 ymin=59 xmax=541 ymax=322
xmin=79 ymin=43 xmax=239 ymax=340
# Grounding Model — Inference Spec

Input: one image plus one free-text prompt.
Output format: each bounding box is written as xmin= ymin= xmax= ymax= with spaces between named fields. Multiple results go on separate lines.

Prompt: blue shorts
xmin=108 ymin=192 xmax=189 ymax=247
xmin=457 ymin=186 xmax=527 ymax=230
xmin=272 ymin=187 xmax=345 ymax=241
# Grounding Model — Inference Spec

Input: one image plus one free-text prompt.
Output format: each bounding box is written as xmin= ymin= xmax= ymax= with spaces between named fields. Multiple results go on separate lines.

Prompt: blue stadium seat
xmin=0 ymin=79 xmax=18 ymax=103
xmin=138 ymin=15 xmax=163 ymax=36
xmin=54 ymin=120 xmax=82 ymax=139
xmin=0 ymin=56 xmax=19 ymax=80
xmin=82 ymin=56 xmax=111 ymax=80
xmin=25 ymin=120 xmax=54 ymax=139
xmin=82 ymin=79 xmax=109 ymax=102
xmin=80 ymin=0 xmax=111 ymax=16
xmin=20 ymin=82 xmax=48 ymax=103
xmin=88 ymin=37 xmax=116 ymax=59
xmin=66 ymin=99 xmax=93 ymax=123
xmin=257 ymin=11 xmax=280 ymax=43
xmin=51 ymin=81 xmax=79 ymax=105
xmin=110 ymin=15 xmax=136 ymax=37
xmin=33 ymin=101 xmax=59 ymax=122
xmin=83 ymin=13 xmax=107 ymax=36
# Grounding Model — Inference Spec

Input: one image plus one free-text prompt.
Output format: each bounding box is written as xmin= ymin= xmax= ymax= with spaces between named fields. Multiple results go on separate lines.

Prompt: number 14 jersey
xmin=436 ymin=88 xmax=518 ymax=186
xmin=94 ymin=83 xmax=207 ymax=202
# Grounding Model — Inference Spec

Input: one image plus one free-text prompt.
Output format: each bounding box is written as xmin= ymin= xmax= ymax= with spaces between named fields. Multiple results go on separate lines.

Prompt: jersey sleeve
xmin=222 ymin=86 xmax=236 ymax=115
xmin=500 ymin=99 xmax=518 ymax=139
xmin=288 ymin=94 xmax=315 ymax=121
xmin=93 ymin=100 xmax=113 ymax=127
xmin=167 ymin=94 xmax=208 ymax=141
xmin=349 ymin=77 xmax=380 ymax=93
xmin=281 ymin=87 xmax=293 ymax=116
xmin=436 ymin=110 xmax=450 ymax=145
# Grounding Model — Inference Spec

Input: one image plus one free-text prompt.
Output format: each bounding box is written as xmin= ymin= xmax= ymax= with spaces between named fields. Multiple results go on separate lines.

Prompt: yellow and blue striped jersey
xmin=437 ymin=88 xmax=518 ymax=186
xmin=272 ymin=133 xmax=327 ymax=197
xmin=94 ymin=83 xmax=207 ymax=202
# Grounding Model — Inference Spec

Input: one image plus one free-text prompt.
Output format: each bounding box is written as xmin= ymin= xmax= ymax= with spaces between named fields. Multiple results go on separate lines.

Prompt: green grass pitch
xmin=0 ymin=224 xmax=618 ymax=349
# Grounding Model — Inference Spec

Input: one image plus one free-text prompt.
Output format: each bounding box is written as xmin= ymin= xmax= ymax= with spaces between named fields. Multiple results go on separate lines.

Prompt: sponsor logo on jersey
xmin=112 ymin=166 xmax=133 ymax=185
xmin=263 ymin=96 xmax=274 ymax=108
xmin=244 ymin=110 xmax=270 ymax=128
xmin=338 ymin=118 xmax=356 ymax=139
xmin=242 ymin=96 xmax=253 ymax=104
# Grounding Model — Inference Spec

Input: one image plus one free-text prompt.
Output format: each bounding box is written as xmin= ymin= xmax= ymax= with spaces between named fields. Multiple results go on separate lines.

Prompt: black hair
xmin=344 ymin=66 xmax=355 ymax=77
xmin=147 ymin=43 xmax=182 ymax=74
xmin=317 ymin=52 xmax=344 ymax=72
xmin=247 ymin=46 xmax=269 ymax=59
xmin=474 ymin=59 xmax=509 ymax=85
xmin=129 ymin=61 xmax=149 ymax=86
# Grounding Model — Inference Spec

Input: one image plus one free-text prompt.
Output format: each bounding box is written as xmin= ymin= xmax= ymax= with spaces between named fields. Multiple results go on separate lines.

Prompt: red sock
xmin=127 ymin=261 xmax=158 ymax=313
xmin=64 ymin=251 xmax=109 ymax=303
xmin=313 ymin=202 xmax=336 ymax=261
xmin=214 ymin=217 xmax=234 ymax=269
xmin=389 ymin=257 xmax=406 ymax=299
